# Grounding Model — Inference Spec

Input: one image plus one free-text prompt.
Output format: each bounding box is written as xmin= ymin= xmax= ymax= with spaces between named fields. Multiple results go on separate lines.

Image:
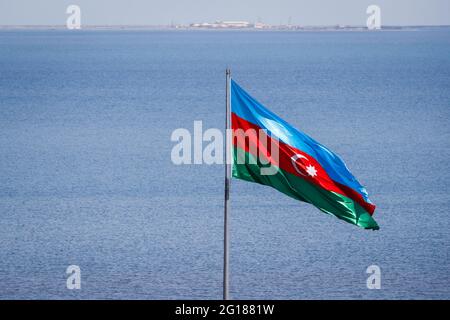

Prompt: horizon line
xmin=1 ymin=24 xmax=449 ymax=29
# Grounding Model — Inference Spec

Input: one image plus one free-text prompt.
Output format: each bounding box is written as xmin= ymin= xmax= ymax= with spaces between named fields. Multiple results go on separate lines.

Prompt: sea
xmin=0 ymin=29 xmax=449 ymax=299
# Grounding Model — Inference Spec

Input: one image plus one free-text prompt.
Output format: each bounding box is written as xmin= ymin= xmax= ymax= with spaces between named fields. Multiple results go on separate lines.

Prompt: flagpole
xmin=223 ymin=68 xmax=231 ymax=300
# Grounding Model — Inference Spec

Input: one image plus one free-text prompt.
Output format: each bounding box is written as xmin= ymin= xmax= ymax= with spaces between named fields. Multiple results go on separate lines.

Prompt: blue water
xmin=0 ymin=29 xmax=449 ymax=299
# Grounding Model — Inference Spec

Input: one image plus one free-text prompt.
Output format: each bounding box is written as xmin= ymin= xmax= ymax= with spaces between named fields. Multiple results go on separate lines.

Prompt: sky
xmin=0 ymin=0 xmax=449 ymax=26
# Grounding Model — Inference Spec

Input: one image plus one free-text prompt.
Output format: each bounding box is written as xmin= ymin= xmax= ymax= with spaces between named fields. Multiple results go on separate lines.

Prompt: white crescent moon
xmin=291 ymin=154 xmax=309 ymax=176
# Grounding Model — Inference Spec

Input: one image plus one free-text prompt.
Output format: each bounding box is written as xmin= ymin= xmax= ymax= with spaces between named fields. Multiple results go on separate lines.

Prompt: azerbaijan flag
xmin=231 ymin=79 xmax=379 ymax=230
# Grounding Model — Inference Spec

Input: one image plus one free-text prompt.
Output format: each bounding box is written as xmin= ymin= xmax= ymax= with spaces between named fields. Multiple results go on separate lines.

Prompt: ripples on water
xmin=0 ymin=30 xmax=449 ymax=299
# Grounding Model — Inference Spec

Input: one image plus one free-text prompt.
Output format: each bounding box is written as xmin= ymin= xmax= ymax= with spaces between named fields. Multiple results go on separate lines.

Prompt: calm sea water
xmin=0 ymin=29 xmax=449 ymax=299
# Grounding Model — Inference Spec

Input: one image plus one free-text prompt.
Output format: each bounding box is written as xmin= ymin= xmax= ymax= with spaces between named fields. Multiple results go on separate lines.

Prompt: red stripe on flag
xmin=232 ymin=112 xmax=376 ymax=215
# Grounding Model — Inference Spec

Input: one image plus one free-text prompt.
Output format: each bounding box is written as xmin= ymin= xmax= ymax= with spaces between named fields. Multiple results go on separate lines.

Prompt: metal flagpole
xmin=223 ymin=68 xmax=231 ymax=300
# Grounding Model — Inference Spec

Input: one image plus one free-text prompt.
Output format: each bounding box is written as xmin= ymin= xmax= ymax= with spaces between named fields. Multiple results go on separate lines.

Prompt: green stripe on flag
xmin=232 ymin=145 xmax=379 ymax=230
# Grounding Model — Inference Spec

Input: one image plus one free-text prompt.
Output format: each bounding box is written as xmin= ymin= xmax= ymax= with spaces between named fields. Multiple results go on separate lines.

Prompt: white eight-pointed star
xmin=306 ymin=164 xmax=318 ymax=177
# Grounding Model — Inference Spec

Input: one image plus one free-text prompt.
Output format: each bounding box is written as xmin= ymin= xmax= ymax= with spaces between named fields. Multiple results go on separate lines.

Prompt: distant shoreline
xmin=1 ymin=25 xmax=450 ymax=31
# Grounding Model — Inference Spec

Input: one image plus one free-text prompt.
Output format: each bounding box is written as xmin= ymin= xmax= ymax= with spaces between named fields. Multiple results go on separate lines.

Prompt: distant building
xmin=220 ymin=21 xmax=251 ymax=28
xmin=189 ymin=20 xmax=253 ymax=29
xmin=254 ymin=22 xmax=268 ymax=29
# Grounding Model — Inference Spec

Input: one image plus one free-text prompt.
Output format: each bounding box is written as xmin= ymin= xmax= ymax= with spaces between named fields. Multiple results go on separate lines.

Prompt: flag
xmin=231 ymin=79 xmax=379 ymax=230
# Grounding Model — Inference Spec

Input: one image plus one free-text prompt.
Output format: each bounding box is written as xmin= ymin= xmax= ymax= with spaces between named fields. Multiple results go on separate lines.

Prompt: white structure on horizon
xmin=220 ymin=21 xmax=251 ymax=28
xmin=190 ymin=20 xmax=253 ymax=29
xmin=254 ymin=22 xmax=268 ymax=29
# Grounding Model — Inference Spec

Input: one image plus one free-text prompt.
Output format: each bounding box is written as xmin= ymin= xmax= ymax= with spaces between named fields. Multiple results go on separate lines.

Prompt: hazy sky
xmin=0 ymin=0 xmax=449 ymax=26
